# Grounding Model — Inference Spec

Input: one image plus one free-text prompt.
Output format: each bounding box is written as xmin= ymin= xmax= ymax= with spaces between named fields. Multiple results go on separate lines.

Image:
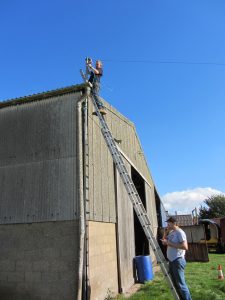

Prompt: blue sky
xmin=1 ymin=0 xmax=225 ymax=213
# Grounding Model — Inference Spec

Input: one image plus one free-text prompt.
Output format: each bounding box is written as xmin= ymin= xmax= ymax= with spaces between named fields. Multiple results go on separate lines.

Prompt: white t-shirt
xmin=167 ymin=228 xmax=187 ymax=262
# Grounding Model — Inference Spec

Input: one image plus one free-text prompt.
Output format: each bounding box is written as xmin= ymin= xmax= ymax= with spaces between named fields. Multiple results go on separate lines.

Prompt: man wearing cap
xmin=161 ymin=217 xmax=192 ymax=300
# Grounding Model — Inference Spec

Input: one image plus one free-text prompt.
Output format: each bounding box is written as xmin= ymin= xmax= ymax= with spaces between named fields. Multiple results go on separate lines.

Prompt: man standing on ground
xmin=161 ymin=217 xmax=192 ymax=300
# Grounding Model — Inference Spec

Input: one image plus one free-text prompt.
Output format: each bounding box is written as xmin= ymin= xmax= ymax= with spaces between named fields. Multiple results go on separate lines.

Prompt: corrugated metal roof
xmin=0 ymin=92 xmax=81 ymax=224
xmin=0 ymin=83 xmax=87 ymax=109
xmin=170 ymin=214 xmax=193 ymax=226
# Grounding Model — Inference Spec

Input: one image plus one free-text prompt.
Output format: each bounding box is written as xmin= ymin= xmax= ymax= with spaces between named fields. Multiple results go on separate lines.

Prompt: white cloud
xmin=161 ymin=187 xmax=225 ymax=215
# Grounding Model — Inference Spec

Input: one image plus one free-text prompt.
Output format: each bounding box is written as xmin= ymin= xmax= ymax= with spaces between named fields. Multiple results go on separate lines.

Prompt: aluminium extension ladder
xmin=90 ymin=92 xmax=181 ymax=300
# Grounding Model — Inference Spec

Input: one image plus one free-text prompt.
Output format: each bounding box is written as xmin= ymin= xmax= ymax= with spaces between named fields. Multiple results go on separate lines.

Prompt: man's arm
xmin=161 ymin=239 xmax=188 ymax=250
xmin=167 ymin=239 xmax=188 ymax=250
xmin=87 ymin=64 xmax=100 ymax=75
xmin=161 ymin=238 xmax=188 ymax=250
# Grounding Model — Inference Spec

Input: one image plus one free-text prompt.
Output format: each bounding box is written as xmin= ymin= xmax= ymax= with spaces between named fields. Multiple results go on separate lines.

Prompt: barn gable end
xmin=0 ymin=84 xmax=160 ymax=299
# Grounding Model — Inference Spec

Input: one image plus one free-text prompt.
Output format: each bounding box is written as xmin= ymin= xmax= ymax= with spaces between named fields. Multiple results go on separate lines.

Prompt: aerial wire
xmin=98 ymin=58 xmax=225 ymax=67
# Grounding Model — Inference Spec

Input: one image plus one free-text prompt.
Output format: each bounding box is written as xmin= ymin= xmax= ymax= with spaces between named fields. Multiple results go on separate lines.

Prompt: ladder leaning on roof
xmin=90 ymin=93 xmax=180 ymax=300
xmin=80 ymin=71 xmax=180 ymax=299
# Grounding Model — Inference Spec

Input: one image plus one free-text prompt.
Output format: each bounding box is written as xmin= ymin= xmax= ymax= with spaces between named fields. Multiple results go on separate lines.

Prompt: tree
xmin=199 ymin=194 xmax=225 ymax=219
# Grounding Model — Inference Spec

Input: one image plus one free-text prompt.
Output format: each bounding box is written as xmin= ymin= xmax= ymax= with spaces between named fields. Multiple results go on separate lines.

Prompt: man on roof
xmin=86 ymin=58 xmax=106 ymax=115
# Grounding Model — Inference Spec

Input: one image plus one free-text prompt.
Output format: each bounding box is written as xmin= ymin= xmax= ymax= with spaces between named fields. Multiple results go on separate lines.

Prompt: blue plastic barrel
xmin=134 ymin=255 xmax=154 ymax=283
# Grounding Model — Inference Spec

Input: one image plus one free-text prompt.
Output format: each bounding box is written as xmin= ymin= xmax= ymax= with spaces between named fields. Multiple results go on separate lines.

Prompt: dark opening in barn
xmin=131 ymin=166 xmax=150 ymax=256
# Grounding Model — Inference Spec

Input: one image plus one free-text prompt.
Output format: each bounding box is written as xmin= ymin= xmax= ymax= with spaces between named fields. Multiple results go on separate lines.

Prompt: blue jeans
xmin=169 ymin=258 xmax=192 ymax=300
xmin=93 ymin=94 xmax=104 ymax=109
xmin=92 ymin=83 xmax=104 ymax=109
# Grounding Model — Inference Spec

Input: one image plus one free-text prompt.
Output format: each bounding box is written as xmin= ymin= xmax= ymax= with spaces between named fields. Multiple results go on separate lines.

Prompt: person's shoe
xmin=99 ymin=108 xmax=107 ymax=115
xmin=92 ymin=111 xmax=97 ymax=116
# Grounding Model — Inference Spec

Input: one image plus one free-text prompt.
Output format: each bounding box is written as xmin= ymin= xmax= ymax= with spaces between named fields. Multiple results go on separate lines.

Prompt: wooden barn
xmin=0 ymin=84 xmax=162 ymax=300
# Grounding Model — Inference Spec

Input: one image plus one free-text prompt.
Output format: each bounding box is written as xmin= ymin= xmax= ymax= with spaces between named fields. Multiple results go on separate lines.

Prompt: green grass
xmin=114 ymin=254 xmax=225 ymax=300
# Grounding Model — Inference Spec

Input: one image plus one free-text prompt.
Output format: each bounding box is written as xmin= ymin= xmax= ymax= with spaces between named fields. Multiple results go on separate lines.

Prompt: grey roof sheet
xmin=170 ymin=214 xmax=193 ymax=226
xmin=0 ymin=83 xmax=87 ymax=109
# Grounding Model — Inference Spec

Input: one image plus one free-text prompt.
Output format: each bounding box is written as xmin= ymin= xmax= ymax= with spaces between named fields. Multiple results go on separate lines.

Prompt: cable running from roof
xmin=98 ymin=59 xmax=225 ymax=66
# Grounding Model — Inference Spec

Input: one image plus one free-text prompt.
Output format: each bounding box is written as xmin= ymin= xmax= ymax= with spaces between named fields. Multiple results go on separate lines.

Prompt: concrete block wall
xmin=0 ymin=220 xmax=79 ymax=300
xmin=88 ymin=221 xmax=118 ymax=300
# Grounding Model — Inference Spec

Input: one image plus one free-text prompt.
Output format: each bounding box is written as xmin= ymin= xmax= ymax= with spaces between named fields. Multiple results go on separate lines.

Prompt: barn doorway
xmin=131 ymin=167 xmax=150 ymax=256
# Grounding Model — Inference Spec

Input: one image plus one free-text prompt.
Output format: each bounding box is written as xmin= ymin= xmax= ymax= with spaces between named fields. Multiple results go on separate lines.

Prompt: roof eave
xmin=0 ymin=83 xmax=88 ymax=109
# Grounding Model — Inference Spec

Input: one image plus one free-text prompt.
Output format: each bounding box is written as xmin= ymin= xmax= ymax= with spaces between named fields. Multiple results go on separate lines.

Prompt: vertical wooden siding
xmin=145 ymin=183 xmax=158 ymax=263
xmin=116 ymin=162 xmax=135 ymax=293
xmin=87 ymin=99 xmax=116 ymax=222
xmin=87 ymin=98 xmax=155 ymax=222
xmin=180 ymin=225 xmax=209 ymax=262
xmin=106 ymin=101 xmax=153 ymax=185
